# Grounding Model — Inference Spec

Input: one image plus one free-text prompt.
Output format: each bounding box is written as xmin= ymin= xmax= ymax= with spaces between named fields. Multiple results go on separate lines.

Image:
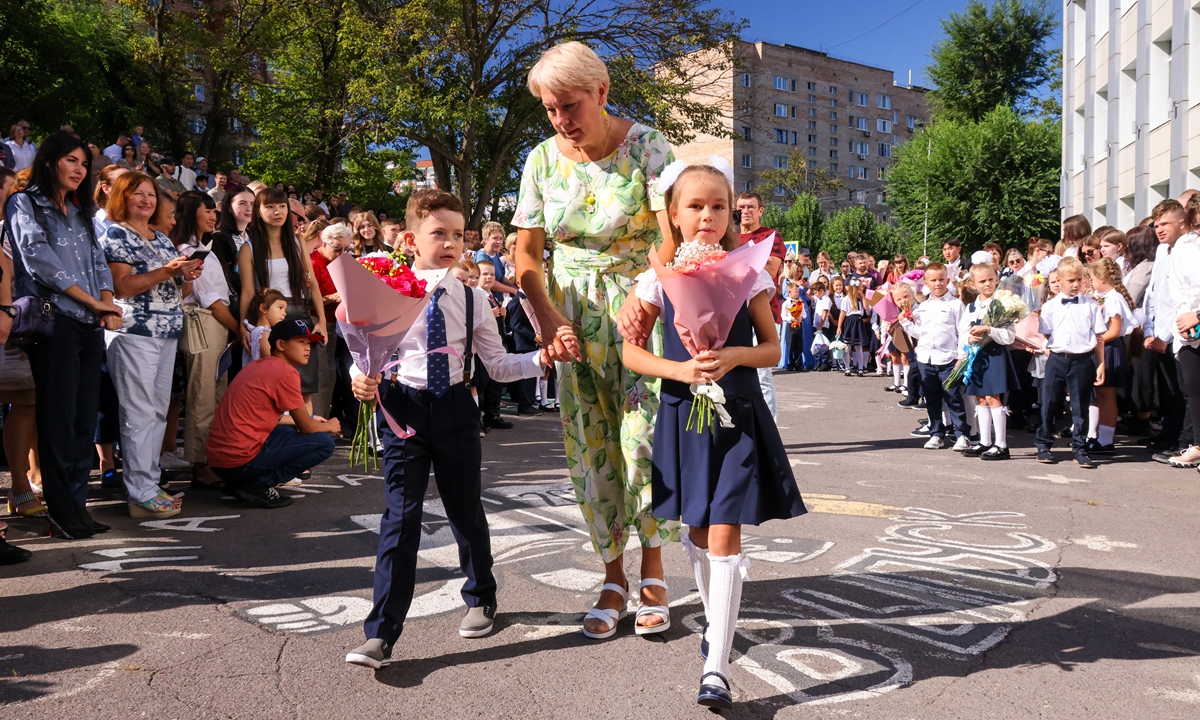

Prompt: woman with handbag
xmin=99 ymin=172 xmax=202 ymax=519
xmin=172 ymin=191 xmax=240 ymax=488
xmin=6 ymin=132 xmax=123 ymax=539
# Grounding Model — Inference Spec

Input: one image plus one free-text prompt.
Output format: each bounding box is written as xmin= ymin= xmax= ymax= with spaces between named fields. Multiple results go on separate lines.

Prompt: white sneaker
xmin=952 ymin=436 xmax=971 ymax=452
xmin=923 ymin=436 xmax=945 ymax=450
xmin=158 ymin=451 xmax=192 ymax=470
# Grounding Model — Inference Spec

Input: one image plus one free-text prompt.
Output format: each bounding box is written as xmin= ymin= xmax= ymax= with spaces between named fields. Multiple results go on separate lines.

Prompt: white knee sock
xmin=702 ymin=553 xmax=747 ymax=690
xmin=1088 ymin=405 xmax=1100 ymax=439
xmin=892 ymin=363 xmax=902 ymax=386
xmin=901 ymin=364 xmax=911 ymax=387
xmin=682 ymin=536 xmax=711 ymax=624
xmin=976 ymin=405 xmax=993 ymax=446
xmin=537 ymin=378 xmax=547 ymax=405
xmin=990 ymin=406 xmax=1008 ymax=449
xmin=854 ymin=349 xmax=867 ymax=370
xmin=1098 ymin=425 xmax=1115 ymax=445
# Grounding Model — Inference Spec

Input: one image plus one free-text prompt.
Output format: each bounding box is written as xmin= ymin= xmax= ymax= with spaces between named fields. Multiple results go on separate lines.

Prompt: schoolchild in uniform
xmin=344 ymin=189 xmax=549 ymax=669
xmin=811 ymin=281 xmax=831 ymax=370
xmin=782 ymin=282 xmax=806 ymax=371
xmin=1035 ymin=256 xmax=1108 ymax=468
xmin=828 ymin=276 xmax=846 ymax=370
xmin=622 ymin=162 xmax=805 ymax=710
xmin=1086 ymin=257 xmax=1135 ymax=454
xmin=836 ymin=279 xmax=870 ymax=376
xmin=960 ymin=263 xmax=1017 ymax=460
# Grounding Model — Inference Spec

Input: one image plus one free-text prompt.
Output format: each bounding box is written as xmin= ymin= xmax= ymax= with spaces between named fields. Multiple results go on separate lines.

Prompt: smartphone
xmin=187 ymin=249 xmax=211 ymax=261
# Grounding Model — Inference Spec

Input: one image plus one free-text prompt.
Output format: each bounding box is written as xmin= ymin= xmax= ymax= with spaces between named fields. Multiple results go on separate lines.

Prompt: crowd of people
xmin=2 ymin=38 xmax=1200 ymax=711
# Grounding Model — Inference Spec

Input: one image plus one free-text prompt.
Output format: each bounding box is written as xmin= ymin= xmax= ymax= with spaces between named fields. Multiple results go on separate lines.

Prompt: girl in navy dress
xmin=836 ymin=280 xmax=870 ymax=376
xmin=623 ymin=163 xmax=805 ymax=710
xmin=1086 ymin=258 xmax=1134 ymax=454
xmin=960 ymin=263 xmax=1017 ymax=460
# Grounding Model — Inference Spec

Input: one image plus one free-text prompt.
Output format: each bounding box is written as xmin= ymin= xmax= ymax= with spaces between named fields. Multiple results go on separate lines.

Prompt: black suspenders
xmin=462 ymin=287 xmax=475 ymax=383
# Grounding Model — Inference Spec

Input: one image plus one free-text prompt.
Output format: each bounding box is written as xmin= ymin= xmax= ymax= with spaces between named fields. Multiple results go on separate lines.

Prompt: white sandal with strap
xmin=581 ymin=582 xmax=629 ymax=639
xmin=635 ymin=578 xmax=671 ymax=636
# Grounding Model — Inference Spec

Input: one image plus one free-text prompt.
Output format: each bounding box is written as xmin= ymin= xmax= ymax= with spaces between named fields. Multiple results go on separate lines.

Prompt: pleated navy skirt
xmin=842 ymin=314 xmax=871 ymax=347
xmin=1101 ymin=339 xmax=1126 ymax=387
xmin=964 ymin=341 xmax=1011 ymax=397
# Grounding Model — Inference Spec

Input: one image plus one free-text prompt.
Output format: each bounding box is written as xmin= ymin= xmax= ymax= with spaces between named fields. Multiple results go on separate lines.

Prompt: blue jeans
xmin=212 ymin=426 xmax=335 ymax=491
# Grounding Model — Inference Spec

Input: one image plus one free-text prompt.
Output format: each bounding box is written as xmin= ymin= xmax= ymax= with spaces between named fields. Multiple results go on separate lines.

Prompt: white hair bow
xmin=656 ymin=155 xmax=736 ymax=196
xmin=970 ymin=250 xmax=994 ymax=266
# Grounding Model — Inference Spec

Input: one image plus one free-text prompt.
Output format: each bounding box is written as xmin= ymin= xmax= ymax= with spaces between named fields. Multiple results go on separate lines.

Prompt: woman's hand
xmin=1176 ymin=311 xmax=1199 ymax=334
xmin=165 ymin=257 xmax=203 ymax=279
xmin=536 ymin=308 xmax=581 ymax=363
xmin=324 ymin=292 xmax=341 ymax=305
xmin=239 ymin=323 xmax=252 ymax=352
xmin=96 ymin=299 xmax=123 ymax=331
xmin=617 ymin=297 xmax=653 ymax=347
xmin=313 ymin=322 xmax=328 ymax=345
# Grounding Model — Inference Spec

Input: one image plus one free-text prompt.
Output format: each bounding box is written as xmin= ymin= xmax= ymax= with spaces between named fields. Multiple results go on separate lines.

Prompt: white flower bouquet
xmin=944 ymin=289 xmax=1030 ymax=390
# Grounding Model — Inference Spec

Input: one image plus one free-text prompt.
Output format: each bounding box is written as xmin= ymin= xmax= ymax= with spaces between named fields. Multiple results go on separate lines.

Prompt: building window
xmin=742 ymin=181 xmax=753 ymax=191
xmin=830 ymin=86 xmax=837 ymax=94
xmin=791 ymin=106 xmax=797 ymax=118
xmin=830 ymin=150 xmax=838 ymax=159
xmin=877 ymin=167 xmax=887 ymax=180
xmin=249 ymin=55 xmax=261 ymax=72
xmin=808 ymin=108 xmax=817 ymax=117
xmin=829 ymin=99 xmax=837 ymax=107
xmin=808 ymin=94 xmax=816 ymax=103
xmin=742 ymin=73 xmax=751 ymax=87
xmin=774 ymin=76 xmax=789 ymax=91
xmin=808 ymin=134 xmax=817 ymax=143
xmin=857 ymin=166 xmax=867 ymax=179
xmin=188 ymin=116 xmax=206 ymax=134
xmin=906 ymin=115 xmax=918 ymax=130
xmin=741 ymin=126 xmax=752 ymax=141
xmin=808 ymin=146 xmax=817 ymax=156
xmin=807 ymin=81 xmax=817 ymax=90
xmin=830 ymin=137 xmax=838 ymax=146
xmin=856 ymin=92 xmax=868 ymax=106
xmin=877 ymin=94 xmax=892 ymax=109
xmin=775 ymin=128 xmax=788 ymax=143
xmin=741 ymin=154 xmax=753 ymax=168
xmin=775 ymin=156 xmax=789 ymax=169
xmin=829 ymin=111 xmax=837 ymax=121
xmin=791 ymin=79 xmax=797 ymax=92
xmin=856 ymin=117 xmax=869 ymax=131
xmin=193 ymin=84 xmax=207 ymax=102
xmin=878 ymin=143 xmax=892 ymax=158
xmin=775 ymin=103 xmax=789 ymax=117
xmin=775 ymin=185 xmax=787 ymax=197
xmin=848 ymin=165 xmax=856 ymax=179
xmin=808 ymin=121 xmax=817 ymax=129
xmin=792 ymin=131 xmax=798 ymax=144
xmin=830 ymin=124 xmax=838 ymax=133
xmin=830 ymin=163 xmax=838 ymax=173
xmin=229 ymin=117 xmax=243 ymax=132
xmin=877 ymin=118 xmax=892 ymax=133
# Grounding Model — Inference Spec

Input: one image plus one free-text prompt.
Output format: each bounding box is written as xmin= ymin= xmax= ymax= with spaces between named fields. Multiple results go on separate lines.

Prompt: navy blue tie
xmin=1062 ymin=296 xmax=1080 ymax=305
xmin=426 ymin=287 xmax=450 ymax=397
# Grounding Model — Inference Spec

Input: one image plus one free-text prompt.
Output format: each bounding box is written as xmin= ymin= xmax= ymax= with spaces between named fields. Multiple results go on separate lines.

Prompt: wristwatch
xmin=0 ymin=305 xmax=16 ymax=319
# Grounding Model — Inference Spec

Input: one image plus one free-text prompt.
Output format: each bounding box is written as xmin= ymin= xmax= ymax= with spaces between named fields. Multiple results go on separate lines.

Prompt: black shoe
xmin=76 ymin=507 xmax=110 ymax=533
xmin=47 ymin=514 xmax=95 ymax=540
xmin=0 ymin=538 xmax=32 ymax=565
xmin=1074 ymin=453 xmax=1095 ymax=469
xmin=484 ymin=416 xmax=514 ymax=430
xmin=1037 ymin=449 xmax=1055 ymax=463
xmin=962 ymin=443 xmax=991 ymax=457
xmin=1086 ymin=440 xmax=1116 ymax=455
xmin=1146 ymin=437 xmax=1177 ymax=452
xmin=539 ymin=404 xmax=557 ymax=412
xmin=1116 ymin=418 xmax=1153 ymax=436
xmin=232 ymin=484 xmax=294 ymax=509
xmin=697 ymin=671 xmax=733 ymax=709
xmin=100 ymin=469 xmax=123 ymax=489
xmin=981 ymin=446 xmax=1010 ymax=461
xmin=856 ymin=370 xmax=865 ymax=377
xmin=910 ymin=425 xmax=932 ymax=438
xmin=298 ymin=469 xmax=312 ymax=481
xmin=897 ymin=398 xmax=919 ymax=408
xmin=1153 ymin=449 xmax=1180 ymax=464
xmin=516 ymin=406 xmax=542 ymax=416
xmin=158 ymin=474 xmax=170 ymax=488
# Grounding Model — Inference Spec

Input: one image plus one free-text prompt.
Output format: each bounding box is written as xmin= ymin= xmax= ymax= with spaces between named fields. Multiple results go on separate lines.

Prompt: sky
xmin=717 ymin=0 xmax=1061 ymax=89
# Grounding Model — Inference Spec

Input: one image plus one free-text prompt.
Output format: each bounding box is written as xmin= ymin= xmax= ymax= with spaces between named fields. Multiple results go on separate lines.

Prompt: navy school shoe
xmin=697 ymin=671 xmax=733 ymax=709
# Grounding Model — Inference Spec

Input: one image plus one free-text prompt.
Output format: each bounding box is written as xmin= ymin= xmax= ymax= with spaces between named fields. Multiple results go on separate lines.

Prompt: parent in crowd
xmin=1170 ymin=196 xmax=1200 ymax=467
xmin=5 ymin=123 xmax=37 ymax=171
xmin=172 ymin=191 xmax=240 ymax=487
xmin=735 ymin=189 xmax=786 ymax=419
xmin=310 ymin=222 xmax=352 ymax=419
xmin=238 ymin=187 xmax=327 ymax=402
xmin=100 ymin=172 xmax=202 ymax=519
xmin=6 ymin=132 xmax=122 ymax=539
xmin=513 ymin=41 xmax=677 ymax=638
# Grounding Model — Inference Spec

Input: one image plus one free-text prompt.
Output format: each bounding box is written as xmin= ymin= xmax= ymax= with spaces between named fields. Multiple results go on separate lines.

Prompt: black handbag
xmin=6 ymin=295 xmax=55 ymax=350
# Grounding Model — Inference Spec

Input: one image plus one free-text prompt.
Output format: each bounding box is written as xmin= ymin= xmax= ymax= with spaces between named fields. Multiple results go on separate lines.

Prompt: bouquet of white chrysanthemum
xmin=944 ymin=289 xmax=1030 ymax=390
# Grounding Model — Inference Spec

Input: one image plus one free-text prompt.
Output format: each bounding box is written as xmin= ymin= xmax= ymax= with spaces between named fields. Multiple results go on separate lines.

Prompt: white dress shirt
xmin=103 ymin=143 xmax=124 ymax=162
xmin=179 ymin=239 xmax=230 ymax=308
xmin=1038 ymin=294 xmax=1107 ymax=354
xmin=1168 ymin=231 xmax=1200 ymax=349
xmin=175 ymin=165 xmax=197 ymax=191
xmin=902 ymin=293 xmax=964 ymax=366
xmin=351 ymin=272 xmax=541 ymax=389
xmin=1145 ymin=242 xmax=1176 ymax=347
xmin=814 ymin=296 xmax=832 ymax=329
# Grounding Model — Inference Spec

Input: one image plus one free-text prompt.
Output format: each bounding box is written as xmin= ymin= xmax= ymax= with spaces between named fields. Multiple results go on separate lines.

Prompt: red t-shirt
xmin=310 ymin=250 xmax=338 ymax=317
xmin=207 ymin=357 xmax=305 ymax=468
xmin=738 ymin=226 xmax=787 ymax=323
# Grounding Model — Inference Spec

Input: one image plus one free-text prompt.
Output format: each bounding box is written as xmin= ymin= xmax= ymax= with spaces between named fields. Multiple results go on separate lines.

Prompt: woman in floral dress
xmin=514 ymin=41 xmax=678 ymax=638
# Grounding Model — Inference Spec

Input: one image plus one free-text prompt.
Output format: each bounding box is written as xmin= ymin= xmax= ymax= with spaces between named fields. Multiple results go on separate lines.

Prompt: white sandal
xmin=581 ymin=582 xmax=629 ymax=639
xmin=635 ymin=578 xmax=671 ymax=636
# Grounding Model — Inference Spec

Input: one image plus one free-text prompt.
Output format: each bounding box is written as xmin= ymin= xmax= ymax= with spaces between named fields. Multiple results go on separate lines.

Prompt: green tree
xmin=885 ymin=105 xmax=1061 ymax=253
xmin=753 ymin=149 xmax=843 ymax=204
xmin=820 ymin=206 xmax=880 ymax=263
xmin=927 ymin=0 xmax=1058 ymax=122
xmin=343 ymin=0 xmax=745 ymax=228
xmin=761 ymin=193 xmax=824 ymax=251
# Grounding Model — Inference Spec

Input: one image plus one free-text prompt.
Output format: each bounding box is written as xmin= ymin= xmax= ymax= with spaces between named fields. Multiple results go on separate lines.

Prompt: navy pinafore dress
xmin=964 ymin=299 xmax=1014 ymax=397
xmin=651 ymin=296 xmax=807 ymax=528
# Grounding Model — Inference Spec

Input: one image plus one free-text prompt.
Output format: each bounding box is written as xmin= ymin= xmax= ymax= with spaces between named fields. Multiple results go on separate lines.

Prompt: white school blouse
xmin=1098 ymin=288 xmax=1134 ymax=337
xmin=1038 ymin=294 xmax=1108 ymax=354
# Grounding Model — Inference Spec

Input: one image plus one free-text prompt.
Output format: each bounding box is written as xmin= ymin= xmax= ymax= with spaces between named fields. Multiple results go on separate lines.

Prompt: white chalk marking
xmin=1070 ymin=535 xmax=1139 ymax=552
xmin=139 ymin=515 xmax=240 ymax=533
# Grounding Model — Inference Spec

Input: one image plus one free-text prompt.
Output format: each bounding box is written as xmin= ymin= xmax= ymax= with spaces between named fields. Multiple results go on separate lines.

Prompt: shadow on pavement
xmin=0 ymin=643 xmax=138 ymax=704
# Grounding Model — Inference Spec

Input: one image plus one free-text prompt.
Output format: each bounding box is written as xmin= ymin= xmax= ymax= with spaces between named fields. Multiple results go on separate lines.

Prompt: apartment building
xmin=673 ymin=41 xmax=928 ymax=219
xmin=1063 ymin=0 xmax=1200 ymax=226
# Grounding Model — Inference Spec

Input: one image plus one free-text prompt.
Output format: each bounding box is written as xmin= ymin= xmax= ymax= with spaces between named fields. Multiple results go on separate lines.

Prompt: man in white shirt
xmin=344 ymin=188 xmax=549 ymax=670
xmin=103 ymin=134 xmax=131 ymax=162
xmin=1144 ymin=199 xmax=1192 ymax=460
xmin=175 ymin=152 xmax=197 ymax=191
xmin=901 ymin=263 xmax=970 ymax=450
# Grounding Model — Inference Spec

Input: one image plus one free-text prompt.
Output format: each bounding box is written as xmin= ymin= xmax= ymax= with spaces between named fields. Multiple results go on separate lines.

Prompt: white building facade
xmin=1063 ymin=0 xmax=1200 ymax=226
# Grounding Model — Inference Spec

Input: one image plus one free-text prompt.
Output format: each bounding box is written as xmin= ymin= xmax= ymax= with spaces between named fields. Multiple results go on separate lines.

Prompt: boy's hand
xmin=325 ymin=417 xmax=342 ymax=435
xmin=538 ymin=346 xmax=553 ymax=367
xmin=492 ymin=305 xmax=502 ymax=318
xmin=352 ymin=372 xmax=382 ymax=402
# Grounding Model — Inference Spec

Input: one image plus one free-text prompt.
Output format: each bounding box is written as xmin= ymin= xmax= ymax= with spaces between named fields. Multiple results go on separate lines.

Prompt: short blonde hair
xmin=481 ymin=221 xmax=506 ymax=240
xmin=1057 ymin=256 xmax=1084 ymax=278
xmin=528 ymin=41 xmax=610 ymax=98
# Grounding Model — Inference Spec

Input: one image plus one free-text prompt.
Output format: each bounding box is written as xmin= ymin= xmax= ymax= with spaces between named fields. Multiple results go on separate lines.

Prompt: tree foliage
xmin=761 ymin=193 xmax=823 ymax=250
xmin=753 ymin=149 xmax=843 ymax=204
xmin=927 ymin=0 xmax=1058 ymax=122
xmin=886 ymin=105 xmax=1061 ymax=252
xmin=819 ymin=206 xmax=896 ymax=264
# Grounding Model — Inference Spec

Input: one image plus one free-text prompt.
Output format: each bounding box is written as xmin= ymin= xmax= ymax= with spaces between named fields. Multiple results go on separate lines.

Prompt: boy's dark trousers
xmin=786 ymin=324 xmax=804 ymax=369
xmin=362 ymin=382 xmax=496 ymax=645
xmin=918 ymin=360 xmax=969 ymax=439
xmin=1036 ymin=351 xmax=1096 ymax=453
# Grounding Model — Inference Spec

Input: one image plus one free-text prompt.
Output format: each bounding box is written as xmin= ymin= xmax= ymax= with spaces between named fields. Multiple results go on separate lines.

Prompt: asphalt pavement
xmin=2 ymin=368 xmax=1200 ymax=719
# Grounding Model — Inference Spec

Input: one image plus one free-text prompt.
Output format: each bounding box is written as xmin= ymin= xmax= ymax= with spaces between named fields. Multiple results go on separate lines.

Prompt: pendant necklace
xmin=577 ymin=114 xmax=613 ymax=215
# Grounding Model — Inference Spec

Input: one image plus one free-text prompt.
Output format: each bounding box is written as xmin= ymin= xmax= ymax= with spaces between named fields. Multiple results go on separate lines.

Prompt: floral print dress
xmin=513 ymin=122 xmax=679 ymax=562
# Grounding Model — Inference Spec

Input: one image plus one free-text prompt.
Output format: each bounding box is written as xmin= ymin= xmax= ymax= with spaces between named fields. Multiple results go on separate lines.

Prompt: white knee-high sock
xmin=892 ymin=362 xmax=902 ymax=386
xmin=682 ymin=536 xmax=711 ymax=624
xmin=854 ymin=348 xmax=867 ymax=370
xmin=976 ymin=405 xmax=993 ymax=446
xmin=702 ymin=554 xmax=747 ymax=690
xmin=1088 ymin=404 xmax=1100 ymax=439
xmin=537 ymin=377 xmax=547 ymax=405
xmin=901 ymin=363 xmax=911 ymax=387
xmin=990 ymin=406 xmax=1008 ymax=449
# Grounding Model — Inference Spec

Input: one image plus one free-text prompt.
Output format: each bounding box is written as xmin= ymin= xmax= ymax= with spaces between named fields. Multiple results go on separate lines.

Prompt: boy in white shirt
xmin=811 ymin=280 xmax=831 ymax=370
xmin=900 ymin=263 xmax=970 ymax=450
xmin=345 ymin=190 xmax=549 ymax=669
xmin=1035 ymin=257 xmax=1108 ymax=468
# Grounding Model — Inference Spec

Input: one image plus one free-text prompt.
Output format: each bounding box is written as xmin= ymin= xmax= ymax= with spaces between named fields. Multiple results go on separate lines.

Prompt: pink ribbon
xmin=372 ymin=346 xmax=463 ymax=440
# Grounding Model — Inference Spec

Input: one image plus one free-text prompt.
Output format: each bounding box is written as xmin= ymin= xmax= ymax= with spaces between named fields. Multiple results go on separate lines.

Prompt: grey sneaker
xmin=345 ymin=638 xmax=392 ymax=669
xmin=459 ymin=604 xmax=496 ymax=638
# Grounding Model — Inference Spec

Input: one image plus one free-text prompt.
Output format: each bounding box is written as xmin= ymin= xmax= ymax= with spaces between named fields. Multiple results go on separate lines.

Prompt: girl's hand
xmin=313 ymin=323 xmax=328 ymax=345
xmin=1095 ymin=363 xmax=1106 ymax=386
xmin=969 ymin=326 xmax=988 ymax=341
xmin=695 ymin=348 xmax=736 ymax=383
xmin=674 ymin=354 xmax=709 ymax=385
